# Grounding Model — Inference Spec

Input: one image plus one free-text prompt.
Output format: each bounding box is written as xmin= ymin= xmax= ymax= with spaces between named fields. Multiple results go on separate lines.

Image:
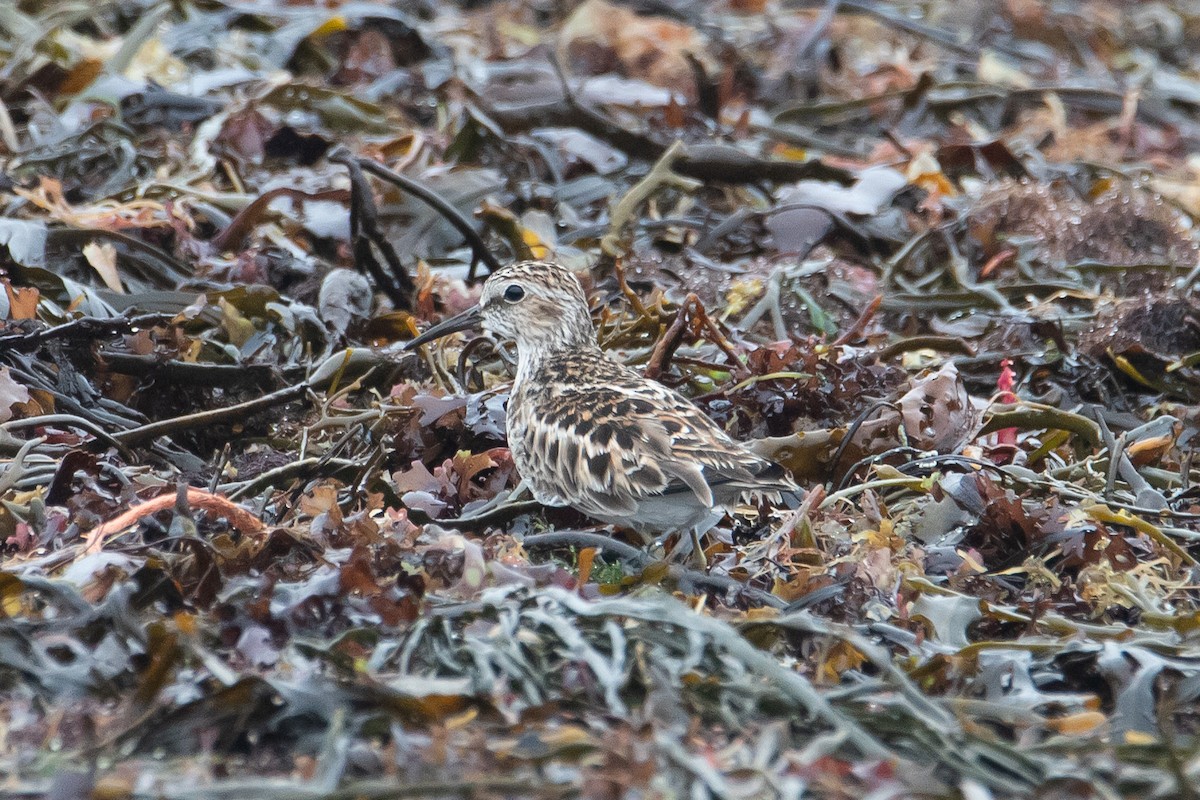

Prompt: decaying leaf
xmin=898 ymin=362 xmax=977 ymax=453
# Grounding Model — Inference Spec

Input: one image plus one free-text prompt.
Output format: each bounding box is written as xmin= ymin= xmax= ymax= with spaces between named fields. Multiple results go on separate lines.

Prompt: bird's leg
xmin=648 ymin=530 xmax=671 ymax=560
xmin=506 ymin=477 xmax=532 ymax=501
xmin=663 ymin=531 xmax=691 ymax=561
xmin=687 ymin=527 xmax=707 ymax=570
xmin=661 ymin=527 xmax=707 ymax=569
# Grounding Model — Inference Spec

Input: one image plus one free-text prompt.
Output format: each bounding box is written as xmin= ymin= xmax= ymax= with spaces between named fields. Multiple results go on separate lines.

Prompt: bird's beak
xmin=403 ymin=305 xmax=483 ymax=350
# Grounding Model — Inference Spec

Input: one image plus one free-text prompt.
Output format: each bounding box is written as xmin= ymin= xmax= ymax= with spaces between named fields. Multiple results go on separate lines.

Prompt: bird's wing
xmin=522 ymin=387 xmax=670 ymax=517
xmin=521 ymin=381 xmax=780 ymax=518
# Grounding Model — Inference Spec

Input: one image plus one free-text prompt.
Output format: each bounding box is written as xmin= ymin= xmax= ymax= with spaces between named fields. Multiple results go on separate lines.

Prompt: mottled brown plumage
xmin=406 ymin=260 xmax=797 ymax=543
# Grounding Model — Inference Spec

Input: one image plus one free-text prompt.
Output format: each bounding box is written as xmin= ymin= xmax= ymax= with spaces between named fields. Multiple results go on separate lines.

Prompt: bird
xmin=404 ymin=259 xmax=798 ymax=557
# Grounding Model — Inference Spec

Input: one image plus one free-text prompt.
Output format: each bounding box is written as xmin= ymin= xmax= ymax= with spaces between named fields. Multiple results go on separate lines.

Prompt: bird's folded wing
xmin=523 ymin=384 xmax=779 ymax=516
xmin=524 ymin=405 xmax=670 ymax=517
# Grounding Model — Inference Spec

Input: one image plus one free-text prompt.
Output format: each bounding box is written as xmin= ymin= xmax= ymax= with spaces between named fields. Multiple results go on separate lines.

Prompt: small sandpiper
xmin=405 ymin=260 xmax=798 ymax=556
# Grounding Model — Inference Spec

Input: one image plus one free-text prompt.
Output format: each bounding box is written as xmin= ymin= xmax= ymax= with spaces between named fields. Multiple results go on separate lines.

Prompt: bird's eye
xmin=503 ymin=284 xmax=525 ymax=303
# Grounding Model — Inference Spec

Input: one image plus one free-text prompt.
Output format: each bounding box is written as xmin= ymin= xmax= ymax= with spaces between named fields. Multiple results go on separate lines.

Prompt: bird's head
xmin=404 ymin=260 xmax=594 ymax=352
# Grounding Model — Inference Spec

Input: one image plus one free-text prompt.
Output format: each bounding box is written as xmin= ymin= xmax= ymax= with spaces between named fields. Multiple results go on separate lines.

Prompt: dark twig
xmin=0 ymin=312 xmax=173 ymax=352
xmin=644 ymin=295 xmax=696 ymax=381
xmin=327 ymin=146 xmax=415 ymax=310
xmin=828 ymin=400 xmax=896 ymax=489
xmin=349 ymin=153 xmax=503 ymax=280
xmin=831 ymin=294 xmax=882 ymax=346
xmin=455 ymin=335 xmax=498 ymax=391
xmin=98 ymin=351 xmax=299 ymax=388
xmin=687 ymin=296 xmax=749 ymax=376
xmin=645 ymin=294 xmax=746 ymax=380
xmin=111 ymin=382 xmax=310 ymax=447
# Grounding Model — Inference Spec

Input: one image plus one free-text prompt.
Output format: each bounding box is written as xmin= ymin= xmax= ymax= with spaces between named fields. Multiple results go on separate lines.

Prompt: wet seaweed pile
xmin=3 ymin=1 xmax=1200 ymax=797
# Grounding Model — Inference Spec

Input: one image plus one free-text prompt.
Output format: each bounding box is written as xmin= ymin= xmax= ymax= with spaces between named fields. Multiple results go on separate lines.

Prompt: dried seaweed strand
xmin=328 ymin=146 xmax=415 ymax=309
xmin=548 ymin=589 xmax=892 ymax=759
xmin=353 ymin=155 xmax=502 ymax=279
xmin=82 ymin=486 xmax=265 ymax=555
xmin=979 ymin=402 xmax=1101 ymax=448
xmin=111 ymin=382 xmax=309 ymax=447
xmin=601 ymin=140 xmax=702 ymax=258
